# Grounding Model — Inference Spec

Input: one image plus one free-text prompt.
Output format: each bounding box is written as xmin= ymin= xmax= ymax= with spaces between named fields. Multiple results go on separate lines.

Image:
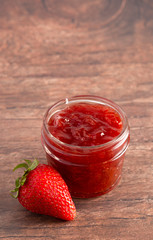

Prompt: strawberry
xmin=11 ymin=159 xmax=76 ymax=221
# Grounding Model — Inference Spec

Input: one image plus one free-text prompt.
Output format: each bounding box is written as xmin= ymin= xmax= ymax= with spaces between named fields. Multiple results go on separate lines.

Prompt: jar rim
xmin=43 ymin=95 xmax=129 ymax=150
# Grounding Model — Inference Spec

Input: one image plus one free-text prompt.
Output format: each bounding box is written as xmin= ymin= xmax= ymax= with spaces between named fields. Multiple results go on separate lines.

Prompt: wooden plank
xmin=0 ymin=0 xmax=153 ymax=239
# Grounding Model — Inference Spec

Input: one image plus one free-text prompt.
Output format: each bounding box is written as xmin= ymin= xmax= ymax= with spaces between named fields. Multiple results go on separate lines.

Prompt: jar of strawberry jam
xmin=41 ymin=95 xmax=130 ymax=198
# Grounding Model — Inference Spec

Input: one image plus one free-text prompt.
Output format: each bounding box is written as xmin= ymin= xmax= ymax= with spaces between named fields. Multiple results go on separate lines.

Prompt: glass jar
xmin=41 ymin=95 xmax=130 ymax=198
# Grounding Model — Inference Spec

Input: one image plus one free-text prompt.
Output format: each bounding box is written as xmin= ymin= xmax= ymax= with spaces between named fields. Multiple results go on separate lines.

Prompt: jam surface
xmin=47 ymin=103 xmax=123 ymax=146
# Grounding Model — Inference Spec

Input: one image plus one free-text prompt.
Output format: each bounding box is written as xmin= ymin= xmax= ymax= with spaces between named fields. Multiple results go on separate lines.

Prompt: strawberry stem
xmin=10 ymin=159 xmax=39 ymax=199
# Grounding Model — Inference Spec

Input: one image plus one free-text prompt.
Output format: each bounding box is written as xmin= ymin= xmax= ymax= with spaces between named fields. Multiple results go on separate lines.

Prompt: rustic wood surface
xmin=0 ymin=0 xmax=153 ymax=239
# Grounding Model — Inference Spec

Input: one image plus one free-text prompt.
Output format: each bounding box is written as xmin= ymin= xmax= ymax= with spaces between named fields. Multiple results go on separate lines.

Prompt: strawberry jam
xmin=47 ymin=103 xmax=123 ymax=147
xmin=41 ymin=96 xmax=130 ymax=198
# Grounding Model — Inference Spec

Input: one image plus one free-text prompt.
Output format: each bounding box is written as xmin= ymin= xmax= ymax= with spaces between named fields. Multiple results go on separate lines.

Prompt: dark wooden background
xmin=0 ymin=0 xmax=153 ymax=239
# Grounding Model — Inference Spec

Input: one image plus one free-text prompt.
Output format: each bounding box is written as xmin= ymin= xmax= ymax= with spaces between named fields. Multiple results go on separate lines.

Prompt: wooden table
xmin=0 ymin=0 xmax=153 ymax=239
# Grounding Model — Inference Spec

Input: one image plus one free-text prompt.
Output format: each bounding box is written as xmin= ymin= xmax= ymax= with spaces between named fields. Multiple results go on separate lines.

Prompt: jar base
xmin=70 ymin=175 xmax=121 ymax=198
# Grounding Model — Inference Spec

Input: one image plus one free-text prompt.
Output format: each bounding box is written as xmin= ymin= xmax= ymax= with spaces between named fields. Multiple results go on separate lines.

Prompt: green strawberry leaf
xmin=10 ymin=188 xmax=18 ymax=193
xmin=29 ymin=159 xmax=39 ymax=171
xmin=11 ymin=159 xmax=39 ymax=199
xmin=20 ymin=176 xmax=27 ymax=186
xmin=13 ymin=163 xmax=29 ymax=172
xmin=24 ymin=159 xmax=32 ymax=166
xmin=15 ymin=177 xmax=21 ymax=188
xmin=10 ymin=187 xmax=19 ymax=199
xmin=10 ymin=191 xmax=19 ymax=199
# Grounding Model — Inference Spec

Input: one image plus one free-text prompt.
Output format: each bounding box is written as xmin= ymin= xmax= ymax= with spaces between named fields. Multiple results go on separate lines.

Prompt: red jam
xmin=48 ymin=103 xmax=123 ymax=146
xmin=41 ymin=96 xmax=130 ymax=198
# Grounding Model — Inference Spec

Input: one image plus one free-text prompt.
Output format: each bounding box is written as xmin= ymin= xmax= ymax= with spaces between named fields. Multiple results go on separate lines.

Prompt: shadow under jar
xmin=41 ymin=95 xmax=130 ymax=198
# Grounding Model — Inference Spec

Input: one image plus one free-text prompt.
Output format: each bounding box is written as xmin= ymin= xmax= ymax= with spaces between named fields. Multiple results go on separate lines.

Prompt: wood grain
xmin=0 ymin=0 xmax=153 ymax=239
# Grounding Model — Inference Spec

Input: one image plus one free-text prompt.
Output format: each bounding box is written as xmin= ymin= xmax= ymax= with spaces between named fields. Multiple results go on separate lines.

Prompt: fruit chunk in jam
xmin=48 ymin=103 xmax=123 ymax=147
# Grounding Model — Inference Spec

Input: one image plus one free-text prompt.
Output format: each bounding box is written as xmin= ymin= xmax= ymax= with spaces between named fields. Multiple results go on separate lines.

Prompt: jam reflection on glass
xmin=41 ymin=96 xmax=130 ymax=198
